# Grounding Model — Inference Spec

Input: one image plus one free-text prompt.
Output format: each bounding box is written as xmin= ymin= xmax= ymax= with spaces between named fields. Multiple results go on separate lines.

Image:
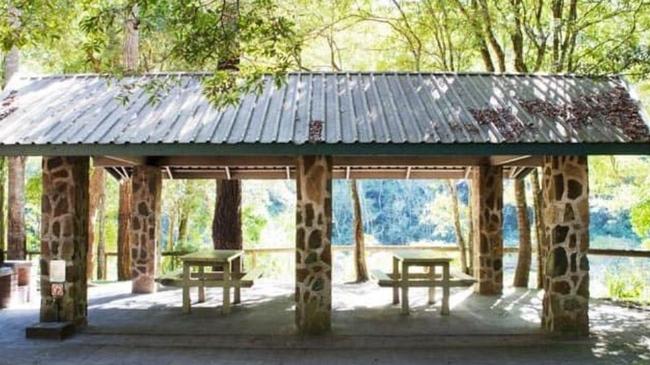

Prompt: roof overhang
xmin=94 ymin=154 xmax=542 ymax=180
xmin=0 ymin=142 xmax=647 ymax=157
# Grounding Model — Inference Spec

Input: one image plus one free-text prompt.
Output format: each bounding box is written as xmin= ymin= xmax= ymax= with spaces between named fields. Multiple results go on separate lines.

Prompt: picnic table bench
xmin=156 ymin=249 xmax=261 ymax=314
xmin=371 ymin=251 xmax=476 ymax=315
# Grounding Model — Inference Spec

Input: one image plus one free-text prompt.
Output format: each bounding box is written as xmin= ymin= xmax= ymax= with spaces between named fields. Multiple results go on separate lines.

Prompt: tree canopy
xmin=2 ymin=0 xmax=650 ymax=256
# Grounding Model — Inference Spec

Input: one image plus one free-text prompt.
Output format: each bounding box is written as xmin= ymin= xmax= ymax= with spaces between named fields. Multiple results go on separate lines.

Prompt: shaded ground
xmin=0 ymin=280 xmax=648 ymax=364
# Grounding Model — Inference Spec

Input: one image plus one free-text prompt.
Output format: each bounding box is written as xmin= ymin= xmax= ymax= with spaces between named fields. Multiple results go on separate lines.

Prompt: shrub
xmin=605 ymin=268 xmax=646 ymax=301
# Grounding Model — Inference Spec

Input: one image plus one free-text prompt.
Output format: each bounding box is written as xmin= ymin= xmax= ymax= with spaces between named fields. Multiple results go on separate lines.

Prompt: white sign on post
xmin=49 ymin=260 xmax=66 ymax=283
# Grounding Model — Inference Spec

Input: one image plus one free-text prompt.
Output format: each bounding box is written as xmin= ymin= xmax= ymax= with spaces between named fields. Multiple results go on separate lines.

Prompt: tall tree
xmin=0 ymin=158 xmax=5 ymax=259
xmin=466 ymin=182 xmax=474 ymax=273
xmin=96 ymin=175 xmax=107 ymax=281
xmin=513 ymin=178 xmax=532 ymax=288
xmin=88 ymin=167 xmax=105 ymax=280
xmin=446 ymin=180 xmax=469 ymax=274
xmin=6 ymin=156 xmax=25 ymax=260
xmin=212 ymin=0 xmax=243 ymax=252
xmin=350 ymin=180 xmax=368 ymax=282
xmin=4 ymin=1 xmax=25 ymax=261
xmin=117 ymin=180 xmax=132 ymax=281
xmin=531 ymin=168 xmax=546 ymax=289
xmin=116 ymin=4 xmax=139 ymax=281
xmin=212 ymin=180 xmax=242 ymax=250
xmin=177 ymin=181 xmax=198 ymax=247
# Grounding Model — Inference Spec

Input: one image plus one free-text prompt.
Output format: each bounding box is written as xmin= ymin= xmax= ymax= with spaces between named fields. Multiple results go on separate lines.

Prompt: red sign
xmin=51 ymin=283 xmax=64 ymax=298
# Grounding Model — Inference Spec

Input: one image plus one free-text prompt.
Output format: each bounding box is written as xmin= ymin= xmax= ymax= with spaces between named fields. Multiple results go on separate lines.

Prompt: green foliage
xmin=242 ymin=205 xmax=267 ymax=244
xmin=4 ymin=0 xmax=650 ymax=287
xmin=605 ymin=268 xmax=646 ymax=301
xmin=0 ymin=0 xmax=79 ymax=51
xmin=24 ymin=158 xmax=42 ymax=251
xmin=631 ymin=199 xmax=650 ymax=239
xmin=75 ymin=0 xmax=301 ymax=107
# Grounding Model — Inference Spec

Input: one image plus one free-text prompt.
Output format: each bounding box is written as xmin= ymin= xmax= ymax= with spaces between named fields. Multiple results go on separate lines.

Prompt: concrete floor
xmin=1 ymin=280 xmax=648 ymax=364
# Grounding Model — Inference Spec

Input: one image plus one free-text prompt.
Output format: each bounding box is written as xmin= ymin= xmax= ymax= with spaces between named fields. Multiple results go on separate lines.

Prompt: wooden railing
xmin=20 ymin=245 xmax=650 ymax=279
xmin=23 ymin=245 xmax=650 ymax=262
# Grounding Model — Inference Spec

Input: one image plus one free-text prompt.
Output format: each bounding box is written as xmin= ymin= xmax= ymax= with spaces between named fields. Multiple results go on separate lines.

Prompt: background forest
xmin=1 ymin=0 xmax=650 ymax=300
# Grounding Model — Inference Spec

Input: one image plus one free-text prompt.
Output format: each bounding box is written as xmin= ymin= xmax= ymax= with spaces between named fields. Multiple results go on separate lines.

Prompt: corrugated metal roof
xmin=0 ymin=72 xmax=649 ymax=149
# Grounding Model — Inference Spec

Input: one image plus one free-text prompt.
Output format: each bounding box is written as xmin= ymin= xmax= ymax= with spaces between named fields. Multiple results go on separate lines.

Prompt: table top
xmin=3 ymin=260 xmax=33 ymax=267
xmin=393 ymin=251 xmax=453 ymax=265
xmin=181 ymin=250 xmax=243 ymax=264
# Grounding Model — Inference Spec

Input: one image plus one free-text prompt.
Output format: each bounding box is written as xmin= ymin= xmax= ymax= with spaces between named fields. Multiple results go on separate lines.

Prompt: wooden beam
xmin=512 ymin=167 xmax=532 ymax=179
xmin=333 ymin=155 xmax=489 ymax=167
xmin=171 ymin=170 xmax=288 ymax=180
xmin=154 ymin=155 xmax=492 ymax=167
xmin=153 ymin=156 xmax=295 ymax=167
xmin=168 ymin=167 xmax=467 ymax=180
xmin=489 ymin=155 xmax=543 ymax=166
xmin=509 ymin=166 xmax=520 ymax=179
xmin=588 ymin=248 xmax=650 ymax=258
xmin=93 ymin=155 xmax=148 ymax=166
xmin=120 ymin=167 xmax=130 ymax=179
xmin=333 ymin=168 xmax=466 ymax=180
xmin=96 ymin=155 xmax=543 ymax=169
xmin=105 ymin=167 xmax=124 ymax=181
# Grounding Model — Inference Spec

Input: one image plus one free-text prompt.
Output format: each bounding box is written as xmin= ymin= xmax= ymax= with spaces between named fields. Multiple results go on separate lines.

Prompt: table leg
xmin=442 ymin=264 xmax=450 ymax=316
xmin=392 ymin=257 xmax=399 ymax=304
xmin=198 ymin=265 xmax=205 ymax=303
xmin=223 ymin=262 xmax=231 ymax=315
xmin=428 ymin=265 xmax=436 ymax=304
xmin=233 ymin=257 xmax=241 ymax=305
xmin=182 ymin=263 xmax=191 ymax=314
xmin=401 ymin=262 xmax=409 ymax=315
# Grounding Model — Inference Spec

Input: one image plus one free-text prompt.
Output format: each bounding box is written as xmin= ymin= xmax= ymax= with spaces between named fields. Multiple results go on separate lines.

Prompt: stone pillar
xmin=130 ymin=165 xmax=162 ymax=294
xmin=295 ymin=155 xmax=332 ymax=334
xmin=40 ymin=157 xmax=89 ymax=326
xmin=471 ymin=165 xmax=503 ymax=295
xmin=541 ymin=156 xmax=590 ymax=335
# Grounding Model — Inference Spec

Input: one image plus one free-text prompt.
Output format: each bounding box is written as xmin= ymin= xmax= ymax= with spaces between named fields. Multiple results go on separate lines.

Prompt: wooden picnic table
xmin=180 ymin=249 xmax=244 ymax=315
xmin=392 ymin=251 xmax=452 ymax=315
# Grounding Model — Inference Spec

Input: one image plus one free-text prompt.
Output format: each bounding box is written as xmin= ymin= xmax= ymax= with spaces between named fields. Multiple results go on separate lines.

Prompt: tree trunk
xmin=446 ymin=180 xmax=468 ymax=274
xmin=477 ymin=0 xmax=506 ymax=72
xmin=87 ymin=167 xmax=105 ymax=280
xmin=117 ymin=179 xmax=132 ymax=281
xmin=212 ymin=0 xmax=242 ymax=253
xmin=2 ymin=47 xmax=19 ymax=88
xmin=116 ymin=3 xmax=139 ymax=281
xmin=96 ymin=181 xmax=107 ymax=281
xmin=513 ymin=178 xmax=532 ymax=288
xmin=212 ymin=180 xmax=242 ymax=249
xmin=531 ymin=168 xmax=546 ymax=289
xmin=467 ymin=182 xmax=474 ymax=274
xmin=350 ymin=180 xmax=368 ymax=282
xmin=177 ymin=206 xmax=189 ymax=247
xmin=509 ymin=0 xmax=528 ymax=73
xmin=7 ymin=156 xmax=25 ymax=260
xmin=551 ymin=0 xmax=563 ymax=72
xmin=123 ymin=4 xmax=139 ymax=73
xmin=0 ymin=158 xmax=6 ymax=260
xmin=4 ymin=5 xmax=22 ymax=258
xmin=2 ymin=2 xmax=20 ymax=87
xmin=4 ymin=1 xmax=21 ymax=86
xmin=167 ymin=209 xmax=176 ymax=252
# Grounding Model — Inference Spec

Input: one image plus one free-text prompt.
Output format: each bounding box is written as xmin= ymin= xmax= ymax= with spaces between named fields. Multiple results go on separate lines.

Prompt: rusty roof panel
xmin=0 ymin=72 xmax=649 ymax=147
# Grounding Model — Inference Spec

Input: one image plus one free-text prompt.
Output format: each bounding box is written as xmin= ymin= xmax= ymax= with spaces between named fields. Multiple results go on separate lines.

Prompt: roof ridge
xmin=18 ymin=71 xmax=622 ymax=80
